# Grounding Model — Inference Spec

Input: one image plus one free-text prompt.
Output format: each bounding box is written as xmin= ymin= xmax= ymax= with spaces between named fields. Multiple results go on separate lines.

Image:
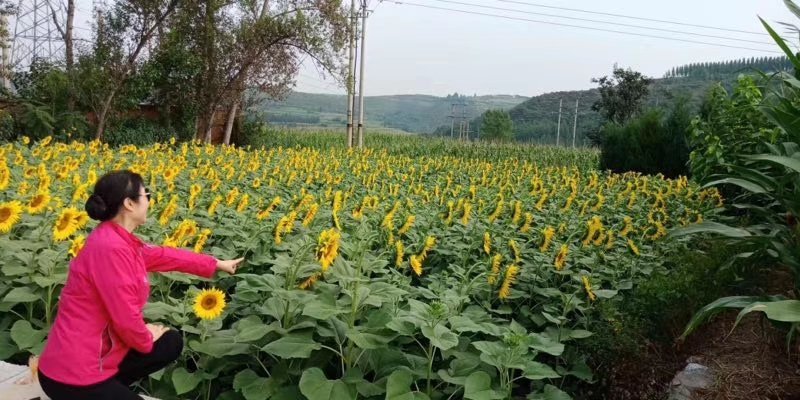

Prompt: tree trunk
xmin=65 ymin=0 xmax=75 ymax=110
xmin=198 ymin=0 xmax=217 ymax=144
xmin=194 ymin=115 xmax=202 ymax=141
xmin=95 ymin=90 xmax=117 ymax=141
xmin=203 ymin=107 xmax=216 ymax=143
xmin=259 ymin=0 xmax=269 ymax=19
xmin=222 ymin=100 xmax=239 ymax=145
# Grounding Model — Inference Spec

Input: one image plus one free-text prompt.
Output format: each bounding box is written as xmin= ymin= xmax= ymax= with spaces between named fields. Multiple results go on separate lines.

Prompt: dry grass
xmin=602 ymin=267 xmax=800 ymax=400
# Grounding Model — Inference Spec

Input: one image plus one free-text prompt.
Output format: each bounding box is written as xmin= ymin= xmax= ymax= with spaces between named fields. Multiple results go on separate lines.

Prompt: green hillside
xmin=249 ymin=92 xmax=528 ymax=134
xmin=249 ymin=56 xmax=792 ymax=143
xmin=469 ymin=56 xmax=794 ymax=146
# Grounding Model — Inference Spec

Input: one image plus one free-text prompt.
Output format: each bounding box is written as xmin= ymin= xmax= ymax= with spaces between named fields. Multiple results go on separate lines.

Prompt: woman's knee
xmin=158 ymin=329 xmax=183 ymax=362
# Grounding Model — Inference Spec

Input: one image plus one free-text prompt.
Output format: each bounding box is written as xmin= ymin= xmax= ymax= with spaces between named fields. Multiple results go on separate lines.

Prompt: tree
xmin=591 ymin=66 xmax=652 ymax=125
xmin=183 ymin=0 xmax=347 ymax=144
xmin=89 ymin=0 xmax=181 ymax=140
xmin=0 ymin=0 xmax=14 ymax=87
xmin=46 ymin=0 xmax=76 ymax=110
xmin=599 ymin=98 xmax=691 ymax=178
xmin=480 ymin=109 xmax=513 ymax=142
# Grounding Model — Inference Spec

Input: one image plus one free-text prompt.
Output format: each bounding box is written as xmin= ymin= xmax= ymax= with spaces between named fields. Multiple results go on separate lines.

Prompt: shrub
xmin=599 ymin=101 xmax=691 ymax=178
xmin=104 ymin=119 xmax=175 ymax=147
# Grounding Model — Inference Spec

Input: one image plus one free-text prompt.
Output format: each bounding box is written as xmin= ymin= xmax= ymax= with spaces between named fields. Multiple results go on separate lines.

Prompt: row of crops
xmin=0 ymin=136 xmax=718 ymax=399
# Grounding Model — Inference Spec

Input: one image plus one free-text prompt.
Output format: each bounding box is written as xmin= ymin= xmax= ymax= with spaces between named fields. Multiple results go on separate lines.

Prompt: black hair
xmin=85 ymin=170 xmax=146 ymax=221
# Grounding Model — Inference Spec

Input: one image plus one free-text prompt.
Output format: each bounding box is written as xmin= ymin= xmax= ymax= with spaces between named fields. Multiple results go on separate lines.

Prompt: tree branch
xmin=46 ymin=1 xmax=66 ymax=39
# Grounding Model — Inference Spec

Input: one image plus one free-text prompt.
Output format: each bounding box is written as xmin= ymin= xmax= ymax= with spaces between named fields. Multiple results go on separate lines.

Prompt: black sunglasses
xmin=133 ymin=190 xmax=151 ymax=202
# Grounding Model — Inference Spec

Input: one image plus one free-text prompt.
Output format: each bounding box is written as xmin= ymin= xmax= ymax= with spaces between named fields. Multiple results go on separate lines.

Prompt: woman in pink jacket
xmin=37 ymin=170 xmax=244 ymax=399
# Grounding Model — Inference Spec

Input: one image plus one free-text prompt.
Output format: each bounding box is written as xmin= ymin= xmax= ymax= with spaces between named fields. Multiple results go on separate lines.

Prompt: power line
xmin=385 ymin=1 xmax=782 ymax=54
xmin=494 ymin=0 xmax=770 ymax=37
xmin=299 ymin=70 xmax=342 ymax=86
xmin=295 ymin=56 xmax=343 ymax=92
xmin=296 ymin=68 xmax=344 ymax=91
xmin=424 ymin=0 xmax=775 ymax=47
xmin=295 ymin=79 xmax=342 ymax=92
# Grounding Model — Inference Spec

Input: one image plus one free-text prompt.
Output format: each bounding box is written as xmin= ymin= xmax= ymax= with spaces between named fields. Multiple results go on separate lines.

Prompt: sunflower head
xmin=69 ymin=235 xmax=86 ymax=258
xmin=74 ymin=211 xmax=90 ymax=229
xmin=193 ymin=288 xmax=226 ymax=320
xmin=53 ymin=207 xmax=81 ymax=241
xmin=554 ymin=244 xmax=569 ymax=271
xmin=316 ymin=228 xmax=341 ymax=272
xmin=410 ymin=254 xmax=423 ymax=276
xmin=423 ymin=236 xmax=437 ymax=252
xmin=0 ymin=201 xmax=24 ymax=234
xmin=0 ymin=165 xmax=10 ymax=190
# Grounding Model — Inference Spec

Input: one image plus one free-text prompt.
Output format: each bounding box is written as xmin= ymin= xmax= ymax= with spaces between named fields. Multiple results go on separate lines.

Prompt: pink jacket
xmin=38 ymin=221 xmax=217 ymax=386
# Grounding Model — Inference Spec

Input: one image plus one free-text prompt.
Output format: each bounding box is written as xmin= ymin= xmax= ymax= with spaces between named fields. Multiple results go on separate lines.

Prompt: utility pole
xmin=556 ymin=98 xmax=563 ymax=147
xmin=96 ymin=8 xmax=103 ymax=41
xmin=449 ymin=102 xmax=456 ymax=138
xmin=572 ymin=98 xmax=579 ymax=148
xmin=459 ymin=102 xmax=467 ymax=141
xmin=1 ymin=15 xmax=10 ymax=90
xmin=345 ymin=0 xmax=356 ymax=148
xmin=355 ymin=0 xmax=368 ymax=149
xmin=463 ymin=102 xmax=469 ymax=141
xmin=11 ymin=0 xmax=66 ymax=69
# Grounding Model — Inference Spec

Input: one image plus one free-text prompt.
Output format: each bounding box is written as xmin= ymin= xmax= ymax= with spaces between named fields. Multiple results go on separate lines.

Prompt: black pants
xmin=39 ymin=330 xmax=183 ymax=400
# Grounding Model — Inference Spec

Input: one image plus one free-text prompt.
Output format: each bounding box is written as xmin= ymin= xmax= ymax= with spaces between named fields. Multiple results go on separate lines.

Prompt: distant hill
xmin=463 ymin=56 xmax=794 ymax=146
xmin=249 ymin=56 xmax=792 ymax=143
xmin=249 ymin=92 xmax=528 ymax=134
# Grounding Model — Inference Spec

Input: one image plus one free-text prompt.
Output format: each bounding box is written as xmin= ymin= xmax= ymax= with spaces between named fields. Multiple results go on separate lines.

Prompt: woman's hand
xmin=216 ymin=257 xmax=245 ymax=275
xmin=146 ymin=323 xmax=169 ymax=342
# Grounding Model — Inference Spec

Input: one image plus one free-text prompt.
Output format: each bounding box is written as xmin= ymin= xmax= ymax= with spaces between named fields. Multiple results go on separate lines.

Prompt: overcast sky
xmin=297 ymin=0 xmax=795 ymax=97
xmin=11 ymin=0 xmax=793 ymax=98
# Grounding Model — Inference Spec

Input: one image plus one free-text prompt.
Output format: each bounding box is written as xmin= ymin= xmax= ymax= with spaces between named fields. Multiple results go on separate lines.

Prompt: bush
xmin=479 ymin=109 xmax=514 ymax=142
xmin=576 ymin=240 xmax=755 ymax=395
xmin=688 ymin=76 xmax=783 ymax=185
xmin=599 ymin=101 xmax=691 ymax=178
xmin=0 ymin=110 xmax=15 ymax=141
xmin=235 ymin=118 xmax=269 ymax=147
xmin=104 ymin=119 xmax=175 ymax=147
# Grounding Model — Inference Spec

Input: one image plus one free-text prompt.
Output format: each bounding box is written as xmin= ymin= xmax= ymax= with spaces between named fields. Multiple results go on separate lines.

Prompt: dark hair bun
xmin=86 ymin=170 xmax=145 ymax=222
xmin=85 ymin=194 xmax=110 ymax=221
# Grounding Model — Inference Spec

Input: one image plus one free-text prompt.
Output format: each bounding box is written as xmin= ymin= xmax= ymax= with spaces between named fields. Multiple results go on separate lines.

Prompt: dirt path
xmin=603 ymin=269 xmax=800 ymax=400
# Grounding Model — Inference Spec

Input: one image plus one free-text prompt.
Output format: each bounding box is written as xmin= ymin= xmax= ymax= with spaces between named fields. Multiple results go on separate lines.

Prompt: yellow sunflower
xmin=410 ymin=254 xmax=423 ymax=276
xmin=488 ymin=254 xmax=502 ymax=285
xmin=394 ymin=240 xmax=404 ymax=268
xmin=554 ymin=244 xmax=569 ymax=271
xmin=73 ymin=211 xmax=90 ymax=229
xmin=498 ymin=265 xmax=520 ymax=300
xmin=69 ymin=235 xmax=86 ymax=258
xmin=193 ymin=229 xmax=212 ymax=253
xmin=193 ymin=288 xmax=226 ymax=320
xmin=190 ymin=184 xmax=202 ymax=197
xmin=53 ymin=207 xmax=81 ymax=241
xmin=539 ymin=226 xmax=556 ymax=253
xmin=0 ymin=165 xmax=10 ymax=190
xmin=0 ymin=201 xmax=24 ymax=234
xmin=27 ymin=191 xmax=50 ymax=214
xmin=208 ymin=195 xmax=223 ymax=216
xmin=316 ymin=228 xmax=341 ymax=272
xmin=397 ymin=215 xmax=415 ymax=235
xmin=582 ymin=276 xmax=597 ymax=302
xmin=298 ymin=272 xmax=322 ymax=290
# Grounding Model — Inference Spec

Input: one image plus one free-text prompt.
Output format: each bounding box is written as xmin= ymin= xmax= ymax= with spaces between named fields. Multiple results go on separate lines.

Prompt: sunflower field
xmin=0 ymin=136 xmax=720 ymax=399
